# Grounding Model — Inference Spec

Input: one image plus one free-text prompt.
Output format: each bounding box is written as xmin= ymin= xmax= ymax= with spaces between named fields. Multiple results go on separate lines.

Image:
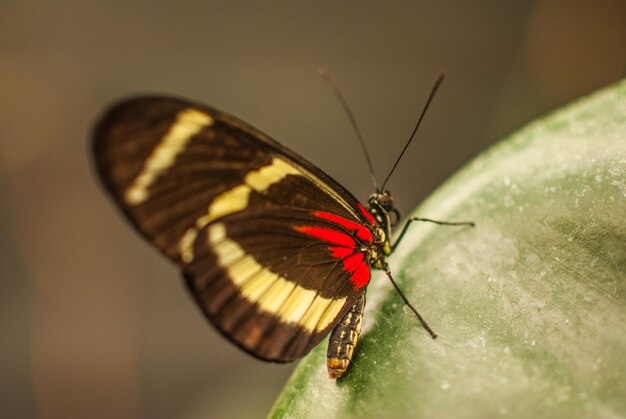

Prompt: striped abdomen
xmin=326 ymin=293 xmax=366 ymax=379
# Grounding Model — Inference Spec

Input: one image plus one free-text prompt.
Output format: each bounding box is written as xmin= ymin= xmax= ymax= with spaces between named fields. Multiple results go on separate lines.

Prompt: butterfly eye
xmin=378 ymin=194 xmax=394 ymax=212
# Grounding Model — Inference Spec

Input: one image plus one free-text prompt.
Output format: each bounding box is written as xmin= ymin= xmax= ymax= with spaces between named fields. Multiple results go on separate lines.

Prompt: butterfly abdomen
xmin=326 ymin=293 xmax=366 ymax=379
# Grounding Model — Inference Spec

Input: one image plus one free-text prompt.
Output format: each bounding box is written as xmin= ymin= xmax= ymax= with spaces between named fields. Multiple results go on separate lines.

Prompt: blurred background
xmin=1 ymin=1 xmax=624 ymax=418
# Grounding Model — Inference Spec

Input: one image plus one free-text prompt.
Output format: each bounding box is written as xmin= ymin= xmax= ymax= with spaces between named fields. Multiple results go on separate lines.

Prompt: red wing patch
xmin=294 ymin=225 xmax=356 ymax=248
xmin=293 ymin=211 xmax=372 ymax=289
xmin=343 ymin=253 xmax=370 ymax=287
xmin=357 ymin=203 xmax=376 ymax=224
xmin=311 ymin=211 xmax=372 ymax=242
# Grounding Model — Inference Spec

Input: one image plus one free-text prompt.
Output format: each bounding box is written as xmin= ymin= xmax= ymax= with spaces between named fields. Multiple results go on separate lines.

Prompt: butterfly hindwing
xmin=92 ymin=96 xmax=376 ymax=361
xmin=185 ymin=208 xmax=372 ymax=361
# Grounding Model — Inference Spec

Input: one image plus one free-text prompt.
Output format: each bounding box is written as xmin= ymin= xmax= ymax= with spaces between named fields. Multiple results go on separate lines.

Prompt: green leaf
xmin=269 ymin=80 xmax=626 ymax=418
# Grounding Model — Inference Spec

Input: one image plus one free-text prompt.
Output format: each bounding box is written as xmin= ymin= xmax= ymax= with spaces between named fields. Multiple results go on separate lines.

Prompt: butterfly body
xmin=93 ymin=96 xmax=401 ymax=378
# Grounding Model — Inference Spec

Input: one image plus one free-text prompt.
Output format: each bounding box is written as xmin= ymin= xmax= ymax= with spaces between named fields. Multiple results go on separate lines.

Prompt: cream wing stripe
xmin=208 ymin=223 xmax=346 ymax=333
xmin=178 ymin=157 xmax=300 ymax=262
xmin=125 ymin=108 xmax=214 ymax=205
xmin=217 ymin=112 xmax=359 ymax=219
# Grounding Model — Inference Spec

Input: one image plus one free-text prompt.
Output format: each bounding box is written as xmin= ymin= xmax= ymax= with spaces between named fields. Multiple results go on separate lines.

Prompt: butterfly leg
xmin=326 ymin=293 xmax=366 ymax=379
xmin=391 ymin=217 xmax=475 ymax=251
xmin=382 ymin=264 xmax=437 ymax=339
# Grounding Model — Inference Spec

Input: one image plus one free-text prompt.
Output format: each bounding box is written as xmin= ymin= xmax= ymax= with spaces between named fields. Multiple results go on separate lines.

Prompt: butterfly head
xmin=368 ymin=191 xmax=394 ymax=214
xmin=368 ymin=191 xmax=402 ymax=229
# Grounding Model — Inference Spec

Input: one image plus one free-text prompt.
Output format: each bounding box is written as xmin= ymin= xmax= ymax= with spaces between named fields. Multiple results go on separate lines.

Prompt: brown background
xmin=1 ymin=1 xmax=625 ymax=418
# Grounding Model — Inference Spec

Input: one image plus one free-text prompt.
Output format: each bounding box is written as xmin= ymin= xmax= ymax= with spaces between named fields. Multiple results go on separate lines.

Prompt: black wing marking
xmin=92 ymin=96 xmax=372 ymax=265
xmin=185 ymin=208 xmax=370 ymax=362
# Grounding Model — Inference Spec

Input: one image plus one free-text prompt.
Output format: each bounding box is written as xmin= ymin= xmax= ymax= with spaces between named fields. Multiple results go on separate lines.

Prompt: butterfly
xmin=91 ymin=70 xmax=472 ymax=379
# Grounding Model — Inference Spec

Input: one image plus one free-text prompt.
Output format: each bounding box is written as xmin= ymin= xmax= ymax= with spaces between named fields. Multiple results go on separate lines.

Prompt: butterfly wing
xmin=92 ymin=96 xmax=376 ymax=361
xmin=186 ymin=207 xmax=373 ymax=361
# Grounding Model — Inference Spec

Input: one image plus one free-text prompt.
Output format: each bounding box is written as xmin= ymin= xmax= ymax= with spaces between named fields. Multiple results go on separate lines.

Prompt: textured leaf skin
xmin=269 ymin=80 xmax=626 ymax=419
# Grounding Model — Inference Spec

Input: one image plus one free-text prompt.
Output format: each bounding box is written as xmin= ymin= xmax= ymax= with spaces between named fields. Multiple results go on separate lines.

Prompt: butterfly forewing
xmin=92 ymin=96 xmax=376 ymax=361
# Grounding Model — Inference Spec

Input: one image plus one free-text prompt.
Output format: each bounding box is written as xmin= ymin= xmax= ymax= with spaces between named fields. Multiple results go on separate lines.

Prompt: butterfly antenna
xmin=380 ymin=69 xmax=446 ymax=191
xmin=318 ymin=67 xmax=380 ymax=192
xmin=383 ymin=265 xmax=437 ymax=339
